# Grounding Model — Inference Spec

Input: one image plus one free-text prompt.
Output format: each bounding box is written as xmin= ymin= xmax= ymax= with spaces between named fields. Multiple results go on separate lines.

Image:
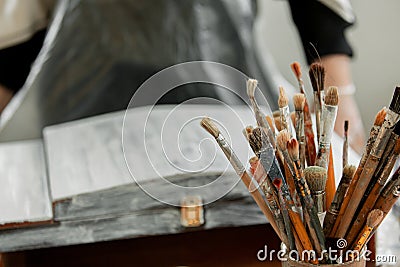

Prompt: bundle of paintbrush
xmin=199 ymin=61 xmax=400 ymax=264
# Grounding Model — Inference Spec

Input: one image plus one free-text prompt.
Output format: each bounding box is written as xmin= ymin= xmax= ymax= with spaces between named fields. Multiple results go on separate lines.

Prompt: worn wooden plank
xmin=0 ymin=140 xmax=52 ymax=227
xmin=0 ymin=195 xmax=266 ymax=253
xmin=54 ymin=173 xmax=249 ymax=222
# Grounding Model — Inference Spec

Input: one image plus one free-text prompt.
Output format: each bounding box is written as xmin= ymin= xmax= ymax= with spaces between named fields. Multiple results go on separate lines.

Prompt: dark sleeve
xmin=0 ymin=29 xmax=46 ymax=93
xmin=288 ymin=0 xmax=354 ymax=64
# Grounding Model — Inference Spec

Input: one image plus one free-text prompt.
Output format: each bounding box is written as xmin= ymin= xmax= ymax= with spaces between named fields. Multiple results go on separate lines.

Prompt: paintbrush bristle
xmin=273 ymin=110 xmax=281 ymax=118
xmin=290 ymin=62 xmax=302 ymax=81
xmin=366 ymin=209 xmax=384 ymax=228
xmin=325 ymin=86 xmax=339 ymax=106
xmin=309 ymin=62 xmax=325 ymax=92
xmin=304 ymin=166 xmax=327 ymax=192
xmin=273 ymin=178 xmax=283 ymax=190
xmin=389 ymin=86 xmax=400 ymax=114
xmin=243 ymin=126 xmax=253 ymax=141
xmin=278 ymin=86 xmax=289 ymax=108
xmin=201 ymin=117 xmax=220 ymax=138
xmin=249 ymin=156 xmax=258 ymax=166
xmin=344 ymin=120 xmax=349 ymax=132
xmin=247 ymin=79 xmax=258 ymax=99
xmin=266 ymin=116 xmax=275 ymax=133
xmin=277 ymin=130 xmax=291 ymax=152
xmin=287 ymin=138 xmax=299 ymax=161
xmin=274 ymin=117 xmax=283 ymax=132
xmin=343 ymin=164 xmax=356 ymax=183
xmin=293 ymin=93 xmax=305 ymax=111
xmin=375 ymin=107 xmax=387 ymax=127
xmin=248 ymin=127 xmax=264 ymax=156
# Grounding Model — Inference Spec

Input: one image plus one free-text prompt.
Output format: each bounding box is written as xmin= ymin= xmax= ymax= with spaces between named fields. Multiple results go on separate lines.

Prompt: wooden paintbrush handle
xmin=326 ymin=147 xmax=336 ymax=210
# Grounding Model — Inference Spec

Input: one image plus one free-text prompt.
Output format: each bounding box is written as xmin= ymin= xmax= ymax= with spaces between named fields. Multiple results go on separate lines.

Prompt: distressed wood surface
xmin=0 ymin=140 xmax=52 ymax=227
xmin=44 ymin=105 xmax=255 ymax=201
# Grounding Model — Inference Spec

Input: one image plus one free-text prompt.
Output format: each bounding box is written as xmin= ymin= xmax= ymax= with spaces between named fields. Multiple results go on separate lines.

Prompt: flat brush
xmin=350 ymin=209 xmax=383 ymax=256
xmin=200 ymin=118 xmax=281 ymax=240
xmin=304 ymin=166 xmax=328 ymax=225
xmin=278 ymin=86 xmax=296 ymax=137
xmin=291 ymin=62 xmax=317 ymax=166
xmin=336 ymin=86 xmax=400 ymax=238
xmin=249 ymin=128 xmax=315 ymax=254
xmin=247 ymin=79 xmax=276 ymax=148
xmin=250 ymin=157 xmax=290 ymax=248
xmin=323 ymin=165 xmax=356 ymax=237
xmin=346 ymin=136 xmax=400 ymax=246
xmin=293 ymin=93 xmax=306 ymax=169
xmin=309 ymin=62 xmax=325 ymax=141
xmin=315 ymin=86 xmax=339 ymax=169
xmin=330 ymin=107 xmax=386 ymax=238
xmin=343 ymin=120 xmax=349 ymax=169
xmin=273 ymin=178 xmax=296 ymax=251
xmin=283 ymin=137 xmax=328 ymax=260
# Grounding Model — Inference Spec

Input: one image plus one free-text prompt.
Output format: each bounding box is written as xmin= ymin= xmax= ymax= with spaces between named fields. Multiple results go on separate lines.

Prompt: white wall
xmin=255 ymin=0 xmax=400 ymax=132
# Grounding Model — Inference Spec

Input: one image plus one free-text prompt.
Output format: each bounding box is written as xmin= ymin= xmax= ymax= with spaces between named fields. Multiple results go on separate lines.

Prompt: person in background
xmin=289 ymin=0 xmax=365 ymax=153
xmin=0 ymin=0 xmax=54 ymax=112
xmin=0 ymin=0 xmax=364 ymax=153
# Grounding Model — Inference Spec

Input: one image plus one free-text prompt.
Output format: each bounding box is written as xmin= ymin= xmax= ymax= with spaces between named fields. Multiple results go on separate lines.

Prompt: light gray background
xmin=255 ymin=0 xmax=400 ymax=134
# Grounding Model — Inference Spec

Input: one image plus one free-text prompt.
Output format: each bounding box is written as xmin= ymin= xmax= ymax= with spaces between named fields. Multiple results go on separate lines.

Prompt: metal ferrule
xmin=280 ymin=106 xmax=296 ymax=137
xmin=320 ymin=104 xmax=338 ymax=146
xmin=393 ymin=185 xmax=400 ymax=197
xmin=370 ymin=109 xmax=400 ymax=158
xmin=313 ymin=191 xmax=326 ymax=213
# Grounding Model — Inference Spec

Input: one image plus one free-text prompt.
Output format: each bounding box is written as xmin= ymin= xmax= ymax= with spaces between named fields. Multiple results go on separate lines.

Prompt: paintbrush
xmin=278 ymin=86 xmax=296 ymax=137
xmin=323 ymin=165 xmax=356 ymax=237
xmin=290 ymin=111 xmax=296 ymax=129
xmin=350 ymin=209 xmax=383 ymax=256
xmin=335 ymin=87 xmax=400 ymax=238
xmin=247 ymin=79 xmax=276 ymax=148
xmin=330 ymin=108 xmax=386 ymax=238
xmin=293 ymin=93 xmax=306 ymax=169
xmin=304 ymin=166 xmax=328 ymax=225
xmin=248 ymin=128 xmax=315 ymax=255
xmin=343 ymin=121 xmax=349 ymax=169
xmin=315 ymin=86 xmax=339 ymax=169
xmin=200 ymin=118 xmax=282 ymax=240
xmin=291 ymin=62 xmax=317 ymax=166
xmin=309 ymin=62 xmax=325 ymax=141
xmin=346 ymin=136 xmax=400 ymax=246
xmin=284 ymin=136 xmax=328 ymax=260
xmin=273 ymin=178 xmax=296 ymax=251
xmin=274 ymin=117 xmax=283 ymax=132
xmin=250 ymin=157 xmax=290 ymax=248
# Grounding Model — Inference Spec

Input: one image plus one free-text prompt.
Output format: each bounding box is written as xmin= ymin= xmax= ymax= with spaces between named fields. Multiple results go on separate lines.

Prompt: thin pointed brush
xmin=315 ymin=86 xmax=339 ymax=169
xmin=309 ymin=63 xmax=325 ymax=141
xmin=346 ymin=135 xmax=400 ymax=246
xmin=343 ymin=121 xmax=349 ymax=169
xmin=293 ymin=94 xmax=306 ymax=168
xmin=200 ymin=118 xmax=282 ymax=240
xmin=323 ymin=165 xmax=356 ymax=236
xmin=335 ymin=86 xmax=400 ymax=238
xmin=247 ymin=79 xmax=276 ymax=148
xmin=277 ymin=134 xmax=328 ymax=260
xmin=291 ymin=62 xmax=317 ymax=166
xmin=278 ymin=86 xmax=296 ymax=137
xmin=330 ymin=108 xmax=386 ymax=238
